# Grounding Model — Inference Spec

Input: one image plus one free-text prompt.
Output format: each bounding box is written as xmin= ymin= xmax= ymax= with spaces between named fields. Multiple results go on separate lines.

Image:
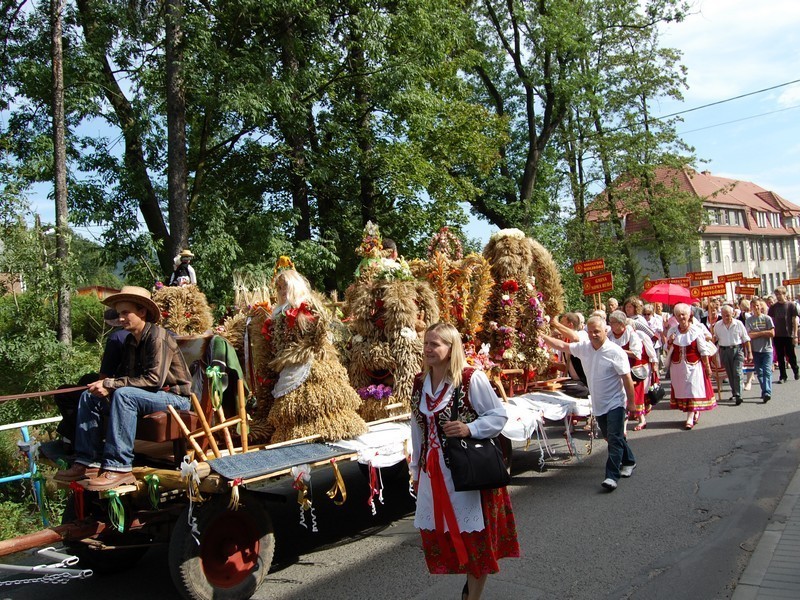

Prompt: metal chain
xmin=0 ymin=572 xmax=83 ymax=586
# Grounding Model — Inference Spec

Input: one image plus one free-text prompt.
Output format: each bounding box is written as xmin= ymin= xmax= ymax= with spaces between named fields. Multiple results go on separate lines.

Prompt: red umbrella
xmin=640 ymin=282 xmax=694 ymax=306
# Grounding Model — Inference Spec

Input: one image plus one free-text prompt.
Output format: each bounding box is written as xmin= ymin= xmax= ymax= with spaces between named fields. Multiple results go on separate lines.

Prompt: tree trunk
xmin=166 ymin=0 xmax=189 ymax=259
xmin=51 ymin=0 xmax=71 ymax=345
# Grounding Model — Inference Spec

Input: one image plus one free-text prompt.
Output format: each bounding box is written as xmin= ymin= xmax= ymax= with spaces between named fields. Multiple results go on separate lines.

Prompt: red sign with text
xmin=582 ymin=272 xmax=614 ymax=295
xmin=643 ymin=278 xmax=669 ymax=290
xmin=718 ymin=272 xmax=744 ymax=284
xmin=573 ymin=258 xmax=606 ymax=274
xmin=742 ymin=277 xmax=761 ymax=286
xmin=670 ymin=277 xmax=691 ymax=288
xmin=783 ymin=278 xmax=800 ymax=286
xmin=735 ymin=286 xmax=757 ymax=296
xmin=690 ymin=283 xmax=727 ymax=299
xmin=686 ymin=271 xmax=713 ymax=281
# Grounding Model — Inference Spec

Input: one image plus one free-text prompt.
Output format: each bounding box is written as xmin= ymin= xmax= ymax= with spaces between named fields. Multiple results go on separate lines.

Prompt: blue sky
xmin=29 ymin=0 xmax=800 ymax=248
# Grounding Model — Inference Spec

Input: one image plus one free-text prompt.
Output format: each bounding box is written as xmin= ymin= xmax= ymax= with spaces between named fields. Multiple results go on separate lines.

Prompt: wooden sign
xmin=735 ymin=286 xmax=757 ymax=296
xmin=583 ymin=272 xmax=613 ymax=295
xmin=717 ymin=272 xmax=744 ymax=284
xmin=742 ymin=277 xmax=761 ymax=286
xmin=686 ymin=271 xmax=713 ymax=281
xmin=573 ymin=258 xmax=606 ymax=274
xmin=783 ymin=278 xmax=800 ymax=286
xmin=643 ymin=278 xmax=670 ymax=290
xmin=690 ymin=283 xmax=727 ymax=299
xmin=670 ymin=277 xmax=691 ymax=288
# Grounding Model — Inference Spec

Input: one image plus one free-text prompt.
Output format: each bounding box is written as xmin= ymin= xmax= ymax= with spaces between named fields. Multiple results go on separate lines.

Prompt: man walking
xmin=712 ymin=305 xmax=751 ymax=405
xmin=768 ymin=286 xmax=799 ymax=383
xmin=540 ymin=316 xmax=636 ymax=491
xmin=55 ymin=286 xmax=193 ymax=491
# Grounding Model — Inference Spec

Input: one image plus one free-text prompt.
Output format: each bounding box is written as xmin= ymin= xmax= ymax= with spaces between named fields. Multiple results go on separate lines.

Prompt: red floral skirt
xmin=419 ymin=487 xmax=520 ymax=578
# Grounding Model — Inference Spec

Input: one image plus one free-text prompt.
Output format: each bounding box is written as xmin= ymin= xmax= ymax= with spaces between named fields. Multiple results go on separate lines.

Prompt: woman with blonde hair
xmin=411 ymin=322 xmax=519 ymax=600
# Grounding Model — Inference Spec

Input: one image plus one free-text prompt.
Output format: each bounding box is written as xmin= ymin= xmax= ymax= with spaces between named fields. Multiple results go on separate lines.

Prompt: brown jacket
xmin=103 ymin=322 xmax=193 ymax=397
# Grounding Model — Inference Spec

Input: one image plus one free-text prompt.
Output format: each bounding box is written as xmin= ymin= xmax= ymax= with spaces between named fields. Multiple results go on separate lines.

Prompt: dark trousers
xmin=774 ymin=336 xmax=798 ymax=380
xmin=596 ymin=406 xmax=636 ymax=482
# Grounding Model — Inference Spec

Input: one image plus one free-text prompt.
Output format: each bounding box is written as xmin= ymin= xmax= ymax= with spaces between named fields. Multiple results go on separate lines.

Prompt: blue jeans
xmin=753 ymin=351 xmax=773 ymax=398
xmin=596 ymin=406 xmax=636 ymax=482
xmin=74 ymin=387 xmax=190 ymax=472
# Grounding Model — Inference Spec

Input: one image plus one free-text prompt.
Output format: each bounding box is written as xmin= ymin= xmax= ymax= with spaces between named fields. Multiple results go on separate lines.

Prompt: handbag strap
xmin=450 ymin=382 xmax=462 ymax=422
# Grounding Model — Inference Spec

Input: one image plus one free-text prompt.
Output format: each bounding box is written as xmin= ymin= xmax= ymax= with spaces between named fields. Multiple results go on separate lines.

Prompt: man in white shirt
xmin=540 ymin=316 xmax=636 ymax=492
xmin=712 ymin=304 xmax=752 ymax=406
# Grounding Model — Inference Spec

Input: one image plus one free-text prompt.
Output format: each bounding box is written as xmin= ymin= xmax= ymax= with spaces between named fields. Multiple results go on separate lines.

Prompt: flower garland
xmin=427 ymin=226 xmax=463 ymax=260
xmin=357 ymin=384 xmax=393 ymax=402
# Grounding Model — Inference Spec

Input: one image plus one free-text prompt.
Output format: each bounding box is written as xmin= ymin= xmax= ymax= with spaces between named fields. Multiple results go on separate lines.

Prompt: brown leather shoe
xmin=85 ymin=470 xmax=137 ymax=491
xmin=54 ymin=464 xmax=99 ymax=483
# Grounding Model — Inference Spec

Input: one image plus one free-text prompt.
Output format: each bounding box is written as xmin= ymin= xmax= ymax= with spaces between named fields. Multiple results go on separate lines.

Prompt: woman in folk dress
xmin=665 ymin=303 xmax=718 ymax=429
xmin=410 ymin=322 xmax=519 ymax=600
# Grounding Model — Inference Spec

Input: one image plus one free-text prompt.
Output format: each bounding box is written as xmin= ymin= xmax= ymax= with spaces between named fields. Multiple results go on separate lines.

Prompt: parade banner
xmin=783 ymin=278 xmax=800 ymax=286
xmin=582 ymin=272 xmax=613 ymax=295
xmin=690 ymin=282 xmax=727 ymax=299
xmin=735 ymin=286 xmax=757 ymax=296
xmin=742 ymin=277 xmax=761 ymax=286
xmin=669 ymin=277 xmax=691 ymax=288
xmin=573 ymin=258 xmax=605 ymax=274
xmin=686 ymin=271 xmax=713 ymax=281
xmin=643 ymin=278 xmax=670 ymax=290
xmin=717 ymin=272 xmax=744 ymax=284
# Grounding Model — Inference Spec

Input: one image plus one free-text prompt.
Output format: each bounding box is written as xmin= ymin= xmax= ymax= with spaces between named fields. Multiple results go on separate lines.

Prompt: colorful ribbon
xmin=105 ymin=490 xmax=126 ymax=533
xmin=205 ymin=364 xmax=224 ymax=409
xmin=426 ymin=448 xmax=468 ymax=566
xmin=68 ymin=483 xmax=85 ymax=520
xmin=326 ymin=459 xmax=347 ymax=506
xmin=144 ymin=473 xmax=160 ymax=509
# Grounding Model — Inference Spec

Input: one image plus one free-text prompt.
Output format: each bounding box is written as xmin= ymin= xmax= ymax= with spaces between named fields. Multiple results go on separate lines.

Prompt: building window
xmin=772 ymin=240 xmax=779 ymax=258
xmin=731 ymin=241 xmax=737 ymax=262
xmin=733 ymin=211 xmax=741 ymax=226
xmin=713 ymin=241 xmax=721 ymax=262
xmin=757 ymin=212 xmax=766 ymax=228
xmin=704 ymin=241 xmax=712 ymax=263
xmin=762 ymin=274 xmax=768 ymax=292
xmin=749 ymin=241 xmax=755 ymax=260
xmin=771 ymin=213 xmax=781 ymax=228
xmin=780 ymin=241 xmax=785 ymax=260
xmin=783 ymin=272 xmax=787 ymax=286
xmin=769 ymin=273 xmax=775 ymax=291
xmin=739 ymin=240 xmax=746 ymax=261
xmin=766 ymin=241 xmax=772 ymax=260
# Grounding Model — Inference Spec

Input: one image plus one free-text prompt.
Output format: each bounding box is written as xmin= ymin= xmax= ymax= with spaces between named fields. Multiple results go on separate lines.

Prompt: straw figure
xmin=344 ymin=223 xmax=440 ymax=420
xmin=152 ymin=285 xmax=214 ymax=336
xmin=479 ymin=228 xmax=564 ymax=378
xmin=249 ymin=267 xmax=367 ymax=444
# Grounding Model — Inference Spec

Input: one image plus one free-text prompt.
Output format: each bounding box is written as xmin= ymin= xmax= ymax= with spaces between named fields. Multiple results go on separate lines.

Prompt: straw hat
xmin=102 ymin=286 xmax=161 ymax=323
xmin=179 ymin=249 xmax=194 ymax=259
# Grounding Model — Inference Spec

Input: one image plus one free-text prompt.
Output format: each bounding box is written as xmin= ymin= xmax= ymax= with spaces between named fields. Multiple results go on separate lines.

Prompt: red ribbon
xmin=426 ymin=448 xmax=468 ymax=566
xmin=68 ymin=483 xmax=85 ymax=520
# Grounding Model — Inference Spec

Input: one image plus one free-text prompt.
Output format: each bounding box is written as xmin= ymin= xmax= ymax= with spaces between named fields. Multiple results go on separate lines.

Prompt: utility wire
xmin=679 ymin=104 xmax=800 ymax=135
xmin=653 ymin=78 xmax=800 ymax=121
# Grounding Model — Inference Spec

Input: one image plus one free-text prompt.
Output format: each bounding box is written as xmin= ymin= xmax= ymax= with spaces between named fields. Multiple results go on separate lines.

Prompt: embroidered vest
xmin=412 ymin=367 xmax=477 ymax=473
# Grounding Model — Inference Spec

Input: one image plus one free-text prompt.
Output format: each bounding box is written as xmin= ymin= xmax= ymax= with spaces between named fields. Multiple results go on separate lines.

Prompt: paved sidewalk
xmin=733 ymin=464 xmax=800 ymax=599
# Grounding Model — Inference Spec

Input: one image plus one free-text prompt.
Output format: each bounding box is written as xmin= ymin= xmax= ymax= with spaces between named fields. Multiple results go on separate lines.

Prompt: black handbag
xmin=444 ymin=384 xmax=511 ymax=492
xmin=647 ymin=382 xmax=665 ymax=405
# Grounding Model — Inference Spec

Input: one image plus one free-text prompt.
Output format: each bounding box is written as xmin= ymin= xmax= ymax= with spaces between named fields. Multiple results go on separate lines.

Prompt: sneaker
xmin=85 ymin=470 xmax=137 ymax=491
xmin=54 ymin=464 xmax=99 ymax=483
xmin=743 ymin=382 xmax=752 ymax=391
xmin=620 ymin=463 xmax=637 ymax=478
xmin=601 ymin=478 xmax=618 ymax=491
xmin=763 ymin=394 xmax=771 ymax=403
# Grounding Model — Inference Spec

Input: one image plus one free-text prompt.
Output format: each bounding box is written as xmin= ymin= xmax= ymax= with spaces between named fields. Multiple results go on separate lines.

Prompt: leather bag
xmin=444 ymin=383 xmax=511 ymax=492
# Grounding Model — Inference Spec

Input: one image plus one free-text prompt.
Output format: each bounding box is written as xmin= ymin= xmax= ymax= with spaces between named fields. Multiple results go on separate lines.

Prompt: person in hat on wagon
xmin=55 ymin=286 xmax=193 ymax=490
xmin=168 ymin=249 xmax=197 ymax=287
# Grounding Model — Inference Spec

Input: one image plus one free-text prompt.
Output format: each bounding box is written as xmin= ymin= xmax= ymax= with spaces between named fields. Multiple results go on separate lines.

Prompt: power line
xmin=653 ymin=78 xmax=800 ymax=121
xmin=679 ymin=104 xmax=800 ymax=135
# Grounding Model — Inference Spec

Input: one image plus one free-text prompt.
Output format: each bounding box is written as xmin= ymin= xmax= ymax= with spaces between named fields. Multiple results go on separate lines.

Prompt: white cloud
xmin=777 ymin=84 xmax=800 ymax=108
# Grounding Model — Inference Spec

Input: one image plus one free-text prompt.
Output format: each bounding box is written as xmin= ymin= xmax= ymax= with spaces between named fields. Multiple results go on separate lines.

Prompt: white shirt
xmin=569 ymin=339 xmax=630 ymax=416
xmin=713 ymin=319 xmax=750 ymax=347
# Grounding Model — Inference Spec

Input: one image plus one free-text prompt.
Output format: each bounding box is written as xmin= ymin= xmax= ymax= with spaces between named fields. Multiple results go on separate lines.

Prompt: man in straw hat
xmin=55 ymin=286 xmax=193 ymax=491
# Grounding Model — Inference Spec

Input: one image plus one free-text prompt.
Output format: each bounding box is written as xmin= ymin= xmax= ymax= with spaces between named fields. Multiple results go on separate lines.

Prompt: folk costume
xmin=608 ymin=325 xmax=649 ymax=420
xmin=251 ymin=291 xmax=367 ymax=444
xmin=666 ymin=324 xmax=717 ymax=414
xmin=410 ymin=367 xmax=519 ymax=578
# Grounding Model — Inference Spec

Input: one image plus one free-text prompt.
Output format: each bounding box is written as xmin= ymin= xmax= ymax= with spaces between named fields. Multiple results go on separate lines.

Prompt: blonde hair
xmin=424 ymin=322 xmax=466 ymax=389
xmin=273 ymin=269 xmax=311 ymax=308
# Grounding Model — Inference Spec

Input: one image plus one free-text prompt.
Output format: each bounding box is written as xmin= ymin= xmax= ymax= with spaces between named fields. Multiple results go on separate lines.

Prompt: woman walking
xmin=410 ymin=322 xmax=519 ymax=600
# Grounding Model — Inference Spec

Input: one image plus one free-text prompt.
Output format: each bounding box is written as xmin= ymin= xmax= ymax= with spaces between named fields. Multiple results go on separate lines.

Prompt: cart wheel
xmin=498 ymin=434 xmax=513 ymax=474
xmin=61 ymin=494 xmax=149 ymax=573
xmin=169 ymin=493 xmax=275 ymax=600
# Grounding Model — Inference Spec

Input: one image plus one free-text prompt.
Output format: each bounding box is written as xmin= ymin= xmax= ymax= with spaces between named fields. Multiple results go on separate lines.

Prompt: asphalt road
xmin=4 ymin=374 xmax=800 ymax=600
